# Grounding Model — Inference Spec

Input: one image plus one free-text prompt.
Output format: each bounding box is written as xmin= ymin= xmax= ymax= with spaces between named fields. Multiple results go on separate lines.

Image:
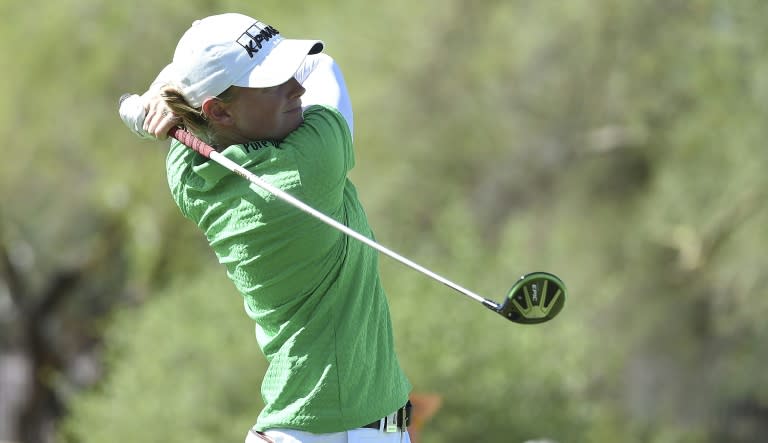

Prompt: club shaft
xmin=169 ymin=128 xmax=498 ymax=310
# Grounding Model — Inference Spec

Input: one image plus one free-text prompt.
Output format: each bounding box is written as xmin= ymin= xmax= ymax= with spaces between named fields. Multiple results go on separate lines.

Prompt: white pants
xmin=245 ymin=428 xmax=411 ymax=443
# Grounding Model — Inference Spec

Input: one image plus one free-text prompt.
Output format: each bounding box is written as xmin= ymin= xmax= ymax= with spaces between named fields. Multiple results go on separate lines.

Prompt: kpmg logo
xmin=236 ymin=23 xmax=280 ymax=58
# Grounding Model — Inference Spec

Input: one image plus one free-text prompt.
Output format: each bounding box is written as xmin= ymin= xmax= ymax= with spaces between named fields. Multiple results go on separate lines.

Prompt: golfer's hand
xmin=118 ymin=92 xmax=178 ymax=140
xmin=142 ymin=94 xmax=179 ymax=140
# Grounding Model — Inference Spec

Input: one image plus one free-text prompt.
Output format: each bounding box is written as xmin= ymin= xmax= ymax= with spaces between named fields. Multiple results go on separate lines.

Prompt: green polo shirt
xmin=165 ymin=105 xmax=411 ymax=433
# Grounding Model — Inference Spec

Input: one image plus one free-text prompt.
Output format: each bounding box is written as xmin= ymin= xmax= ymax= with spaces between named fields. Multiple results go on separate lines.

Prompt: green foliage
xmin=1 ymin=0 xmax=765 ymax=442
xmin=60 ymin=272 xmax=265 ymax=443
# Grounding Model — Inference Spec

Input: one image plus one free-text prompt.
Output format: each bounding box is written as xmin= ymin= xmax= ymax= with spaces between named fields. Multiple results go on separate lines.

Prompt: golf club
xmin=119 ymin=94 xmax=566 ymax=324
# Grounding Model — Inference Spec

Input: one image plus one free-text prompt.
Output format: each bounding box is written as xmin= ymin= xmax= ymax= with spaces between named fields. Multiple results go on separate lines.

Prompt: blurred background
xmin=1 ymin=0 xmax=766 ymax=442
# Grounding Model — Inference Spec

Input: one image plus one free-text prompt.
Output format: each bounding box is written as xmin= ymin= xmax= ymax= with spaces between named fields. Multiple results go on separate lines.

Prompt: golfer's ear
xmin=201 ymin=98 xmax=234 ymax=125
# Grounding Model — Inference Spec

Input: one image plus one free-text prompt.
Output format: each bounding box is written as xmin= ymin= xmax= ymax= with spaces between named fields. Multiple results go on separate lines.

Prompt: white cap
xmin=167 ymin=13 xmax=324 ymax=107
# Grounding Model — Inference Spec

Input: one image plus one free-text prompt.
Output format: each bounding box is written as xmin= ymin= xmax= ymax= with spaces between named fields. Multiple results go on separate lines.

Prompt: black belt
xmin=362 ymin=401 xmax=412 ymax=432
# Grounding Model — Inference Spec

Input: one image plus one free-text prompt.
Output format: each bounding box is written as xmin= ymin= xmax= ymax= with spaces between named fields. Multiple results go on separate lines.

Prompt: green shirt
xmin=165 ymin=105 xmax=411 ymax=433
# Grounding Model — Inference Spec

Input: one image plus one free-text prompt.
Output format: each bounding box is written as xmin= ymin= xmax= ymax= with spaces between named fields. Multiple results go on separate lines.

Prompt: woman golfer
xmin=119 ymin=12 xmax=412 ymax=443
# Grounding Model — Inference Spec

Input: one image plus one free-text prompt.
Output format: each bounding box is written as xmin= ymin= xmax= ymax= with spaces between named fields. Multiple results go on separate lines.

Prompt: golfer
xmin=119 ymin=13 xmax=412 ymax=443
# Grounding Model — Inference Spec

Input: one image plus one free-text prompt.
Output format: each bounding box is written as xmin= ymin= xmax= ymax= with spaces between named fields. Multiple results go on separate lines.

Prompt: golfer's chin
xmin=278 ymin=111 xmax=305 ymax=139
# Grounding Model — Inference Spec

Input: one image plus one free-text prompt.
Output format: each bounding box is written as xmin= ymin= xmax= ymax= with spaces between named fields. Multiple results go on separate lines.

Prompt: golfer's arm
xmin=295 ymin=54 xmax=354 ymax=138
xmin=117 ymin=65 xmax=177 ymax=139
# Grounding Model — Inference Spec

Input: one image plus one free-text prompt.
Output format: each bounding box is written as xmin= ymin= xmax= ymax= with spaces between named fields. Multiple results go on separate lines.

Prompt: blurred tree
xmin=0 ymin=211 xmax=130 ymax=442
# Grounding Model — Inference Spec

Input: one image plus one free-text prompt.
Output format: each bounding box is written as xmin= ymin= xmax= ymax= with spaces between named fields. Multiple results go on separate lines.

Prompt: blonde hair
xmin=161 ymin=86 xmax=236 ymax=146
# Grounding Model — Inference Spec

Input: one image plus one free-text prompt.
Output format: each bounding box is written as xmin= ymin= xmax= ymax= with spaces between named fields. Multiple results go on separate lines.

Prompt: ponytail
xmin=161 ymin=86 xmax=235 ymax=146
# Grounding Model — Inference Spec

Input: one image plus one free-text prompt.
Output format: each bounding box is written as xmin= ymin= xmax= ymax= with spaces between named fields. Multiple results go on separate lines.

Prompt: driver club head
xmin=497 ymin=272 xmax=566 ymax=324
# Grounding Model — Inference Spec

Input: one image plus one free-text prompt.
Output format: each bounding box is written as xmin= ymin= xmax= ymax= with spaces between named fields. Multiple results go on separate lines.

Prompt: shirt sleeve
xmin=295 ymin=54 xmax=354 ymax=139
xmin=281 ymin=106 xmax=353 ymax=214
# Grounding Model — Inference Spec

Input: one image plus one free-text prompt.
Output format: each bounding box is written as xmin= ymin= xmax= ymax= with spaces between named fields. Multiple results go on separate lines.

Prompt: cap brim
xmin=232 ymin=39 xmax=324 ymax=89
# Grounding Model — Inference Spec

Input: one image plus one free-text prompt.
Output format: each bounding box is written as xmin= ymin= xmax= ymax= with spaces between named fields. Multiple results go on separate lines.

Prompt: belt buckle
xmin=385 ymin=411 xmax=398 ymax=432
xmin=384 ymin=402 xmax=411 ymax=433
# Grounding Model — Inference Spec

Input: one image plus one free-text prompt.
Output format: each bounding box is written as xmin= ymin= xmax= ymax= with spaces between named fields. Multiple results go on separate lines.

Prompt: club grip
xmin=118 ymin=93 xmax=216 ymax=158
xmin=168 ymin=127 xmax=216 ymax=158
